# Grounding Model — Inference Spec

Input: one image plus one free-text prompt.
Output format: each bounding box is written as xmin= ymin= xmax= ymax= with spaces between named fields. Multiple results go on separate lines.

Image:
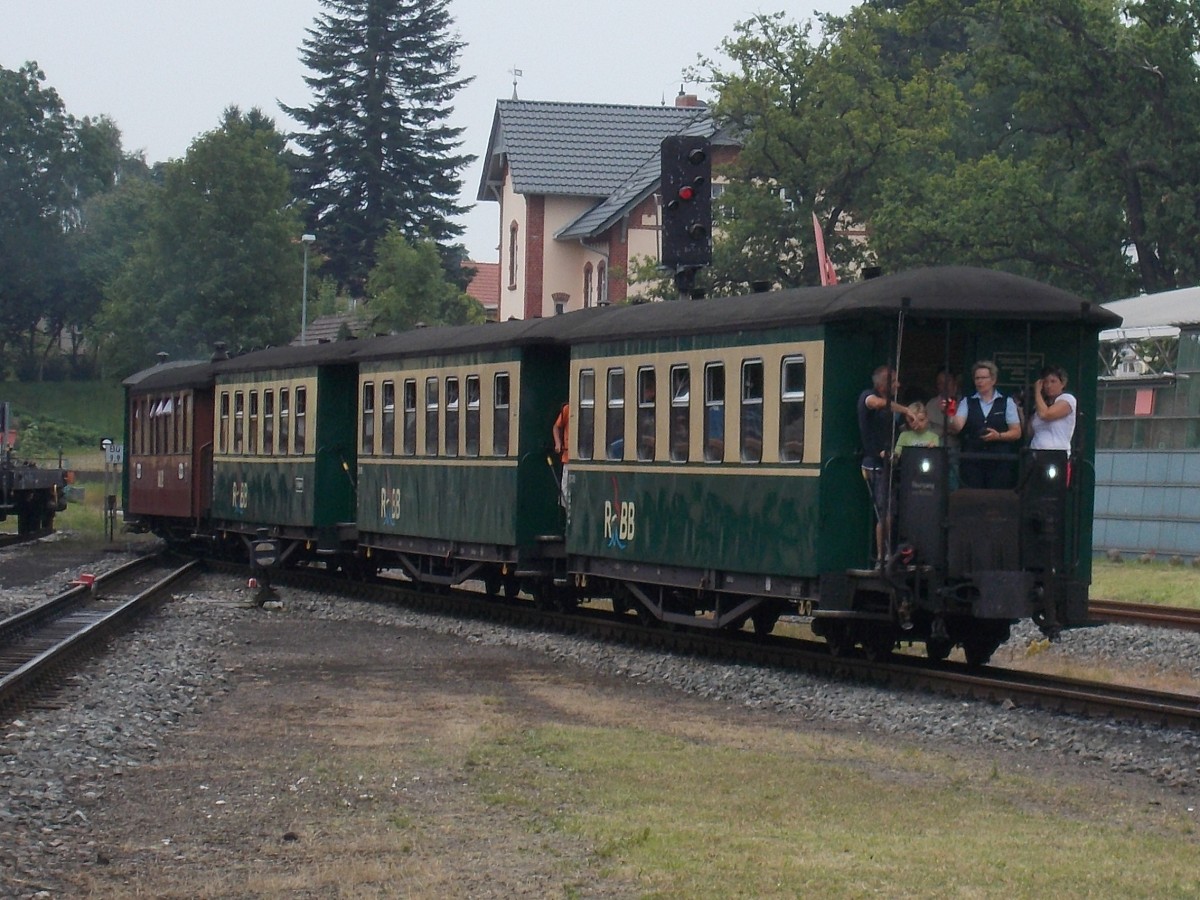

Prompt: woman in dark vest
xmin=949 ymin=360 xmax=1022 ymax=489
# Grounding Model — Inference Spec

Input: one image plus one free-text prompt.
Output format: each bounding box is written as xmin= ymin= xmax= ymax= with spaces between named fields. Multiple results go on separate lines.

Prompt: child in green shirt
xmin=894 ymin=402 xmax=941 ymax=456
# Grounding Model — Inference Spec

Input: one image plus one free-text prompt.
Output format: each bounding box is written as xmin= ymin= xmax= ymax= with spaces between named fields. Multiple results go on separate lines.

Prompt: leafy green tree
xmin=702 ymin=1 xmax=1200 ymax=299
xmin=284 ymin=0 xmax=475 ymax=292
xmin=366 ymin=228 xmax=484 ymax=331
xmin=0 ymin=62 xmax=125 ymax=378
xmin=96 ymin=108 xmax=305 ymax=377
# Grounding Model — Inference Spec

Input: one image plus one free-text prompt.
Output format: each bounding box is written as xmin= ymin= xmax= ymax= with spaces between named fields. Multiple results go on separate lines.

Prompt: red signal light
xmin=678 ymin=185 xmax=695 ymax=202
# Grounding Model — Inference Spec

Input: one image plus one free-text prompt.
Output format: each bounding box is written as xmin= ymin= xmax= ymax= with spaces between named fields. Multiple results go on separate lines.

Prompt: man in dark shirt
xmin=858 ymin=365 xmax=913 ymax=563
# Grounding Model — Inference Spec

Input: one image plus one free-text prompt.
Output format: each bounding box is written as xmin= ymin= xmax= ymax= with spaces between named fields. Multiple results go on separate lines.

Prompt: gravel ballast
xmin=2 ymin=550 xmax=1199 ymax=896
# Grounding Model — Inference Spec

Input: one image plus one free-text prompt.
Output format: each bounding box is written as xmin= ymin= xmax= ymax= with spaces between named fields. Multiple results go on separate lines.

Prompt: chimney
xmin=675 ymin=86 xmax=703 ymax=108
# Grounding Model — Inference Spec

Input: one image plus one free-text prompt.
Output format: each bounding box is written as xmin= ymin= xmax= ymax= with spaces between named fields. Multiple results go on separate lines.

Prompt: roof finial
xmin=509 ymin=65 xmax=523 ymax=100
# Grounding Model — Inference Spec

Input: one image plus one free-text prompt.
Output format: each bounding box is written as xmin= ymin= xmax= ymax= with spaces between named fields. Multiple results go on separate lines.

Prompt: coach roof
xmin=547 ymin=267 xmax=1120 ymax=346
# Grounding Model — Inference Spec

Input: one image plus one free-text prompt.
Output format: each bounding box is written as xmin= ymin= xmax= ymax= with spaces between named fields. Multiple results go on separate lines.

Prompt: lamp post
xmin=300 ymin=233 xmax=316 ymax=345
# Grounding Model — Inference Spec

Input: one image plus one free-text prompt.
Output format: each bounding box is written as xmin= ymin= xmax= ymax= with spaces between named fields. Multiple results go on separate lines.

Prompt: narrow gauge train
xmin=122 ymin=267 xmax=1119 ymax=665
xmin=0 ymin=403 xmax=69 ymax=535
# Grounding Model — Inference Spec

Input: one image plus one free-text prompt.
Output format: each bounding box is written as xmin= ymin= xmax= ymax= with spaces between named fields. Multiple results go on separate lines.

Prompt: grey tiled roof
xmin=477 ymin=100 xmax=712 ymax=202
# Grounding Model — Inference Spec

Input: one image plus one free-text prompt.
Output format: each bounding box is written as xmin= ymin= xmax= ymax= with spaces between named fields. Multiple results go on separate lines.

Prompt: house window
xmin=606 ymin=367 xmax=625 ymax=459
xmin=425 ymin=377 xmax=439 ymax=456
xmin=740 ymin=360 xmax=764 ymax=463
xmin=670 ymin=365 xmax=689 ymax=462
xmin=704 ymin=364 xmax=725 ymax=462
xmin=597 ymin=261 xmax=607 ymax=305
xmin=637 ymin=367 xmax=656 ymax=461
xmin=583 ymin=263 xmax=593 ymax=308
xmin=780 ymin=355 xmax=806 ymax=462
xmin=465 ymin=375 xmax=481 ymax=457
xmin=508 ymin=221 xmax=519 ymax=288
xmin=493 ymin=372 xmax=511 ymax=455
xmin=577 ymin=369 xmax=595 ymax=461
xmin=381 ymin=381 xmax=396 ymax=456
xmin=402 ymin=379 xmax=417 ymax=456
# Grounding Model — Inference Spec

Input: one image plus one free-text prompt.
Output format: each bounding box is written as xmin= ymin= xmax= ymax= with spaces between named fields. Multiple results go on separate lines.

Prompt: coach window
xmin=779 ymin=355 xmax=806 ymax=462
xmin=218 ymin=392 xmax=229 ymax=454
xmin=362 ymin=381 xmax=376 ymax=455
xmin=279 ymin=388 xmax=290 ymax=456
xmin=381 ymin=381 xmax=396 ymax=455
xmin=425 ymin=377 xmax=439 ymax=456
xmin=233 ymin=391 xmax=245 ymax=454
xmin=740 ymin=360 xmax=764 ymax=463
xmin=637 ymin=367 xmax=656 ymax=460
xmin=493 ymin=372 xmax=511 ymax=455
xmin=249 ymin=391 xmax=260 ymax=455
xmin=402 ymin=379 xmax=417 ymax=455
xmin=262 ymin=390 xmax=274 ymax=455
xmin=465 ymin=375 xmax=480 ymax=456
xmin=669 ymin=365 xmax=690 ymax=462
xmin=606 ymin=367 xmax=625 ymax=460
xmin=704 ymin=364 xmax=725 ymax=462
xmin=445 ymin=377 xmax=460 ymax=457
xmin=294 ymin=387 xmax=307 ymax=455
xmin=577 ymin=369 xmax=595 ymax=460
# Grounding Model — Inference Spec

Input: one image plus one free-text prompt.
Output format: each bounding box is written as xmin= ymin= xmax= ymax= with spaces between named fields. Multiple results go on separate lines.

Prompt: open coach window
xmin=637 ymin=367 xmax=656 ymax=461
xmin=669 ymin=365 xmax=689 ymax=462
xmin=492 ymin=372 xmax=510 ymax=455
xmin=577 ymin=369 xmax=595 ymax=460
xmin=740 ymin=360 xmax=763 ymax=463
xmin=606 ymin=368 xmax=625 ymax=460
xmin=780 ymin=356 xmax=805 ymax=462
xmin=704 ymin=363 xmax=725 ymax=462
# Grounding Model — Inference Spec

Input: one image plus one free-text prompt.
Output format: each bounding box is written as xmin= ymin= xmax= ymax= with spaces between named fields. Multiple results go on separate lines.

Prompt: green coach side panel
xmin=356 ymin=345 xmax=568 ymax=552
xmin=565 ymin=326 xmax=827 ymax=578
xmin=210 ymin=363 xmax=357 ymax=534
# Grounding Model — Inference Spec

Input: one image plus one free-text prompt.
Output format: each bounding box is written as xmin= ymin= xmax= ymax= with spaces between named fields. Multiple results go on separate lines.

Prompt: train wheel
xmin=824 ymin=623 xmax=850 ymax=658
xmin=926 ymin=637 xmax=953 ymax=662
xmin=751 ymin=606 xmax=781 ymax=638
xmin=862 ymin=631 xmax=895 ymax=662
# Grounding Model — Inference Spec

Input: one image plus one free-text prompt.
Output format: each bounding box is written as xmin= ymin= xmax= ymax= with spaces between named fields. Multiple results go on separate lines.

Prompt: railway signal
xmin=660 ymin=135 xmax=712 ymax=270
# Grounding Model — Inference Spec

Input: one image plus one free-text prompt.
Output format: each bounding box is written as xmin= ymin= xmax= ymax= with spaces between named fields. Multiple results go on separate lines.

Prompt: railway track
xmin=0 ymin=527 xmax=54 ymax=551
xmin=1089 ymin=599 xmax=1200 ymax=632
xmin=212 ymin=559 xmax=1200 ymax=732
xmin=0 ymin=553 xmax=200 ymax=713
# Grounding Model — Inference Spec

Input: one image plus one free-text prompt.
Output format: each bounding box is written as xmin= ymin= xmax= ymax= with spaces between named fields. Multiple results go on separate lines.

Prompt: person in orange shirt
xmin=551 ymin=401 xmax=570 ymax=513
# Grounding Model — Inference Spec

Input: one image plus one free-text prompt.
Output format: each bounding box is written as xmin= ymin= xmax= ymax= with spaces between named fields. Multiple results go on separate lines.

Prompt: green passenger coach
xmin=351 ymin=323 xmax=569 ymax=589
xmin=209 ymin=343 xmax=359 ymax=555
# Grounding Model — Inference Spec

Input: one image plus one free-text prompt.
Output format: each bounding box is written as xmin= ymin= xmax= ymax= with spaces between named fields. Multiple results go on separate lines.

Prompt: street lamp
xmin=300 ymin=234 xmax=316 ymax=345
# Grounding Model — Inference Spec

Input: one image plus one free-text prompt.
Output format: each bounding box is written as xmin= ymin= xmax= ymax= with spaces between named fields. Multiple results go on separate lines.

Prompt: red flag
xmin=812 ymin=212 xmax=838 ymax=286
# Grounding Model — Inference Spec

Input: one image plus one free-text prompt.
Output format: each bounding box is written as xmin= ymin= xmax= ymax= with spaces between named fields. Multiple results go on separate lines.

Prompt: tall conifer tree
xmin=284 ymin=0 xmax=474 ymax=292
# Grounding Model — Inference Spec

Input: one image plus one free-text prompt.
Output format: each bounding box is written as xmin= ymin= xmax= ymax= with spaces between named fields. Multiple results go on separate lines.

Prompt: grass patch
xmin=467 ymin=723 xmax=1199 ymax=898
xmin=1090 ymin=560 xmax=1200 ymax=607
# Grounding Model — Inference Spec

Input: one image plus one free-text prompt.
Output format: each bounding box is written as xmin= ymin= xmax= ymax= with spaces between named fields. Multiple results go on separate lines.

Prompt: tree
xmin=0 ymin=62 xmax=125 ymax=379
xmin=701 ymin=1 xmax=1200 ymax=300
xmin=284 ymin=0 xmax=475 ymax=292
xmin=366 ymin=228 xmax=484 ymax=331
xmin=96 ymin=108 xmax=305 ymax=377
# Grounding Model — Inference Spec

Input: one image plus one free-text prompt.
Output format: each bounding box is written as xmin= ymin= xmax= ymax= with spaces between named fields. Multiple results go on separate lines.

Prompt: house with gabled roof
xmin=477 ymin=95 xmax=734 ymax=319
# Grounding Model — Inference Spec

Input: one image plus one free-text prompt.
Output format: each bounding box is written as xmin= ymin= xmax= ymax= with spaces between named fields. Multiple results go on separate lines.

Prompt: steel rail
xmin=0 ymin=554 xmax=199 ymax=711
xmin=1089 ymin=599 xmax=1200 ymax=632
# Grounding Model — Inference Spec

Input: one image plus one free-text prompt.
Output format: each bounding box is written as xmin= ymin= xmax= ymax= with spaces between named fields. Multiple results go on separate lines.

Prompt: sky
xmin=2 ymin=0 xmax=858 ymax=263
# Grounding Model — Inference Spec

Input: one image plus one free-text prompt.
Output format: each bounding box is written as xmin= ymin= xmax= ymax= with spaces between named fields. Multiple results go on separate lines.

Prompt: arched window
xmin=597 ymin=261 xmax=607 ymax=305
xmin=583 ymin=263 xmax=593 ymax=308
xmin=507 ymin=221 xmax=519 ymax=288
